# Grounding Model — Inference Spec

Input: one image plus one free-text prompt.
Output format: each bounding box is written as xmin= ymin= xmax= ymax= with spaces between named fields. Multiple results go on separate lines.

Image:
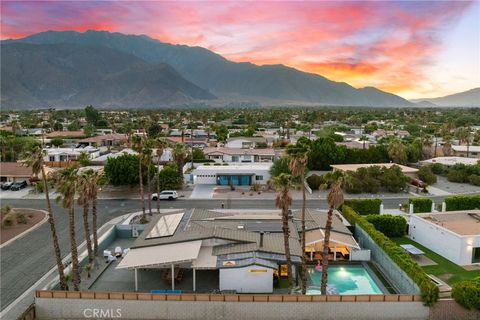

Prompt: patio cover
xmin=192 ymin=246 xmax=218 ymax=269
xmin=305 ymin=229 xmax=360 ymax=249
xmin=117 ymin=240 xmax=202 ymax=269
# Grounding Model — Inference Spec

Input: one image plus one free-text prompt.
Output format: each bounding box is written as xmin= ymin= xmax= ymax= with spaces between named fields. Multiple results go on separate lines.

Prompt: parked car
xmin=1 ymin=182 xmax=14 ymax=190
xmin=151 ymin=190 xmax=179 ymax=201
xmin=10 ymin=181 xmax=28 ymax=191
xmin=411 ymin=178 xmax=426 ymax=188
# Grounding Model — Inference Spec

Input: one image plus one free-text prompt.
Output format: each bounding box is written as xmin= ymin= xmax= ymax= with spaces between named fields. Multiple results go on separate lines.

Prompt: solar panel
xmin=146 ymin=212 xmax=184 ymax=239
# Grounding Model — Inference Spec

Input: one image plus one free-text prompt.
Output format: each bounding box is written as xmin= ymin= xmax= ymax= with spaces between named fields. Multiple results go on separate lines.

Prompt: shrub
xmin=447 ymin=169 xmax=469 ymax=183
xmin=2 ymin=213 xmax=16 ymax=227
xmin=16 ymin=213 xmax=27 ymax=224
xmin=366 ymin=214 xmax=407 ymax=237
xmin=468 ymin=175 xmax=480 ymax=186
xmin=343 ymin=199 xmax=382 ymax=215
xmin=157 ymin=165 xmax=183 ymax=190
xmin=409 ymin=198 xmax=433 ymax=213
xmin=445 ymin=195 xmax=480 ymax=211
xmin=251 ymin=183 xmax=261 ymax=192
xmin=431 ymin=163 xmax=448 ymax=175
xmin=381 ymin=165 xmax=410 ymax=193
xmin=418 ymin=166 xmax=437 ymax=185
xmin=306 ymin=174 xmax=324 ymax=190
xmin=341 ymin=205 xmax=439 ymax=306
xmin=451 ymin=277 xmax=480 ymax=310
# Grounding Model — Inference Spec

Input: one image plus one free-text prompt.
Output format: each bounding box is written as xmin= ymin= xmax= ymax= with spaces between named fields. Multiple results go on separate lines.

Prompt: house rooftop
xmin=417 ymin=210 xmax=480 ymax=236
xmin=331 ymin=163 xmax=418 ymax=174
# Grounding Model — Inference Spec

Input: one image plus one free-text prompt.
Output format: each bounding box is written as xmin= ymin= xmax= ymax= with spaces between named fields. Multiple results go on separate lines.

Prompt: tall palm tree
xmin=77 ymin=171 xmax=93 ymax=264
xmin=55 ymin=166 xmax=81 ymax=291
xmin=455 ymin=127 xmax=472 ymax=158
xmin=442 ymin=136 xmax=453 ymax=156
xmin=143 ymin=139 xmax=153 ymax=216
xmin=320 ymin=182 xmax=344 ymax=295
xmin=155 ymin=138 xmax=167 ymax=214
xmin=85 ymin=169 xmax=105 ymax=256
xmin=172 ymin=143 xmax=187 ymax=175
xmin=0 ymin=135 xmax=6 ymax=162
xmin=421 ymin=135 xmax=433 ymax=159
xmin=387 ymin=139 xmax=407 ymax=164
xmin=272 ymin=173 xmax=295 ymax=294
xmin=133 ymin=136 xmax=146 ymax=220
xmin=287 ymin=145 xmax=309 ymax=294
xmin=23 ymin=145 xmax=67 ymax=290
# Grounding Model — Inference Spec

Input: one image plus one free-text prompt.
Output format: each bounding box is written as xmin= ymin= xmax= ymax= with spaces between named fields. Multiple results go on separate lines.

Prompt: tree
xmin=84 ymin=169 xmax=105 ymax=256
xmin=287 ymin=142 xmax=309 ymax=294
xmin=23 ymin=144 xmax=67 ymax=290
xmin=388 ymin=139 xmax=407 ymax=164
xmin=77 ymin=172 xmax=94 ymax=264
xmin=192 ymin=148 xmax=205 ymax=160
xmin=104 ymin=154 xmax=153 ymax=186
xmin=271 ymin=173 xmax=295 ymax=294
xmin=321 ymin=182 xmax=344 ymax=295
xmin=53 ymin=122 xmax=63 ymax=131
xmin=133 ymin=136 xmax=146 ymax=220
xmin=455 ymin=127 xmax=472 ymax=158
xmin=155 ymin=138 xmax=167 ymax=214
xmin=270 ymin=157 xmax=291 ymax=177
xmin=143 ymin=139 xmax=154 ymax=216
xmin=85 ymin=105 xmax=101 ymax=125
xmin=51 ymin=138 xmax=64 ymax=147
xmin=172 ymin=143 xmax=187 ymax=175
xmin=148 ymin=123 xmax=162 ymax=138
xmin=421 ymin=135 xmax=433 ymax=159
xmin=158 ymin=164 xmax=183 ymax=190
xmin=78 ymin=151 xmax=91 ymax=166
xmin=309 ymin=137 xmax=346 ymax=170
xmin=442 ymin=136 xmax=453 ymax=156
xmin=83 ymin=124 xmax=95 ymax=137
xmin=55 ymin=166 xmax=81 ymax=291
xmin=381 ymin=165 xmax=410 ymax=192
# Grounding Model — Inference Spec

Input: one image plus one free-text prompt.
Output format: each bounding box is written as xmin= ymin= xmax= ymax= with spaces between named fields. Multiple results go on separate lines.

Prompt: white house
xmin=408 ymin=211 xmax=480 ymax=265
xmin=452 ymin=145 xmax=480 ymax=158
xmin=225 ymin=137 xmax=268 ymax=149
xmin=192 ymin=163 xmax=272 ymax=185
xmin=43 ymin=146 xmax=100 ymax=163
xmin=203 ymin=147 xmax=276 ymax=163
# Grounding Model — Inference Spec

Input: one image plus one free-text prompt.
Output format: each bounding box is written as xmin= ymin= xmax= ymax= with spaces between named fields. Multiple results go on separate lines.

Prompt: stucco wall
xmin=35 ymin=298 xmax=430 ymax=320
xmin=219 ymin=266 xmax=273 ymax=293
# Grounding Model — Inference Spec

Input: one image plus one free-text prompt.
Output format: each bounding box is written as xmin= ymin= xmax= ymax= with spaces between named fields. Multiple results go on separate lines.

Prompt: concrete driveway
xmin=189 ymin=185 xmax=216 ymax=199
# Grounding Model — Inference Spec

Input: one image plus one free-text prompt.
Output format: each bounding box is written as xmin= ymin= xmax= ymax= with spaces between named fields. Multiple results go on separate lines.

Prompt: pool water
xmin=306 ymin=265 xmax=383 ymax=295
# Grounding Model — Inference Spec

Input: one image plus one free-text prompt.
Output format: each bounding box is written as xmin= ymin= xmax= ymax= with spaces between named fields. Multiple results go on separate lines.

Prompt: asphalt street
xmin=0 ymin=195 xmax=451 ymax=310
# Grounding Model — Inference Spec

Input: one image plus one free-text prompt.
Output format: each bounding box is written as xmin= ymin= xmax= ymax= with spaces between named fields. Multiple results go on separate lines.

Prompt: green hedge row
xmin=445 ymin=194 xmax=480 ymax=211
xmin=409 ymin=198 xmax=433 ymax=213
xmin=343 ymin=198 xmax=382 ymax=215
xmin=451 ymin=277 xmax=480 ymax=310
xmin=365 ymin=214 xmax=407 ymax=237
xmin=341 ymin=205 xmax=439 ymax=306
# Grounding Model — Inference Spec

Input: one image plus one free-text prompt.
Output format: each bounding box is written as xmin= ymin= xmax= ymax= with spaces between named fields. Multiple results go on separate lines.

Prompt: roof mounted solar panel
xmin=146 ymin=212 xmax=184 ymax=239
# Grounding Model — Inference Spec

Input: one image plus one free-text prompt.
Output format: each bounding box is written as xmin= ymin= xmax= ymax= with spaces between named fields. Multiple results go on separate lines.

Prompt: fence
xmin=36 ymin=290 xmax=421 ymax=303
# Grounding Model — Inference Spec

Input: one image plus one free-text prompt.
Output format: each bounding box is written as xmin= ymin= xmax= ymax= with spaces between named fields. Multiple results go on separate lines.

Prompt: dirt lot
xmin=1 ymin=208 xmax=46 ymax=245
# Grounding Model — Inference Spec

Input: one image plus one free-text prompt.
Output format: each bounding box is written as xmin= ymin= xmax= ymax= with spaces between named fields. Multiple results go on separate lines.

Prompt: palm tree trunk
xmin=467 ymin=141 xmax=470 ymax=158
xmin=1 ymin=145 xmax=5 ymax=162
xmin=156 ymin=157 xmax=161 ymax=214
xmin=69 ymin=206 xmax=81 ymax=291
xmin=92 ymin=189 xmax=98 ymax=256
xmin=82 ymin=200 xmax=93 ymax=264
xmin=301 ymin=182 xmax=307 ymax=294
xmin=41 ymin=166 xmax=67 ymax=290
xmin=147 ymin=164 xmax=152 ymax=216
xmin=139 ymin=158 xmax=146 ymax=219
xmin=282 ymin=206 xmax=293 ymax=293
xmin=320 ymin=207 xmax=334 ymax=295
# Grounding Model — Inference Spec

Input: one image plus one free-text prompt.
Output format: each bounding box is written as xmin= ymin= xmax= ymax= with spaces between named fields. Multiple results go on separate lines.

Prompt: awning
xmin=192 ymin=246 xmax=217 ymax=269
xmin=305 ymin=229 xmax=360 ymax=249
xmin=117 ymin=240 xmax=202 ymax=269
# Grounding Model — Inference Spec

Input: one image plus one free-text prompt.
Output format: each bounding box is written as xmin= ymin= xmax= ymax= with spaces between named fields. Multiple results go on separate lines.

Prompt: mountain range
xmin=411 ymin=88 xmax=480 ymax=107
xmin=1 ymin=30 xmax=476 ymax=109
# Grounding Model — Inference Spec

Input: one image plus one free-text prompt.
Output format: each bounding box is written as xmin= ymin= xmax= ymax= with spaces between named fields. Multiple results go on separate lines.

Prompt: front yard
xmin=391 ymin=236 xmax=480 ymax=285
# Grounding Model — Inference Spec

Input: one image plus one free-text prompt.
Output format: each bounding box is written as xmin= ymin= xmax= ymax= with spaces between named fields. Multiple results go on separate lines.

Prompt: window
xmin=473 ymin=247 xmax=480 ymax=264
xmin=49 ymin=156 xmax=55 ymax=162
xmin=256 ymin=175 xmax=263 ymax=181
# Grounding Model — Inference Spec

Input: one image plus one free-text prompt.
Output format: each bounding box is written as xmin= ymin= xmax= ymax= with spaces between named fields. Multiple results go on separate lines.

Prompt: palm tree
xmin=387 ymin=139 xmax=407 ymax=164
xmin=23 ymin=145 xmax=67 ymax=290
xmin=172 ymin=143 xmax=187 ymax=175
xmin=77 ymin=171 xmax=93 ymax=264
xmin=143 ymin=139 xmax=154 ymax=216
xmin=155 ymin=138 xmax=167 ymax=214
xmin=320 ymin=182 xmax=344 ymax=295
xmin=55 ymin=166 xmax=81 ymax=291
xmin=272 ymin=173 xmax=295 ymax=294
xmin=421 ymin=135 xmax=433 ymax=159
xmin=455 ymin=127 xmax=471 ymax=158
xmin=0 ymin=135 xmax=6 ymax=162
xmin=359 ymin=135 xmax=369 ymax=149
xmin=442 ymin=136 xmax=453 ymax=156
xmin=286 ymin=144 xmax=309 ymax=294
xmin=133 ymin=136 xmax=146 ymax=220
xmin=85 ymin=169 xmax=105 ymax=256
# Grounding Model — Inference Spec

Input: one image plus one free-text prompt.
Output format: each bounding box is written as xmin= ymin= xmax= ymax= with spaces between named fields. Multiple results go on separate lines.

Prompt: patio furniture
xmin=123 ymin=248 xmax=130 ymax=256
xmin=115 ymin=247 xmax=122 ymax=257
xmin=103 ymin=250 xmax=112 ymax=258
xmin=400 ymin=244 xmax=425 ymax=256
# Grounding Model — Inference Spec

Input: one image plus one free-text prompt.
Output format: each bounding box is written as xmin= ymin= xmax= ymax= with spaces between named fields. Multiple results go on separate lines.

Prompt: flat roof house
xmin=409 ymin=210 xmax=480 ymax=265
xmin=78 ymin=133 xmax=127 ymax=147
xmin=226 ymin=137 xmax=268 ymax=149
xmin=451 ymin=145 xmax=480 ymax=159
xmin=203 ymin=147 xmax=276 ymax=163
xmin=192 ymin=163 xmax=272 ymax=185
xmin=331 ymin=163 xmax=418 ymax=177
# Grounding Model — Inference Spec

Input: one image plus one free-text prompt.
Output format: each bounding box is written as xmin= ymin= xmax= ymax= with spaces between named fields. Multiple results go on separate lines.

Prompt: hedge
xmin=409 ymin=198 xmax=433 ymax=213
xmin=341 ymin=205 xmax=439 ymax=306
xmin=343 ymin=198 xmax=382 ymax=215
xmin=451 ymin=277 xmax=480 ymax=310
xmin=445 ymin=195 xmax=480 ymax=211
xmin=365 ymin=214 xmax=407 ymax=237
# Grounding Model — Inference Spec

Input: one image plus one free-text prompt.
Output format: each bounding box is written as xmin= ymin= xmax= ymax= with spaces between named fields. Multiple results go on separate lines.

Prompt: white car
xmin=151 ymin=190 xmax=178 ymax=201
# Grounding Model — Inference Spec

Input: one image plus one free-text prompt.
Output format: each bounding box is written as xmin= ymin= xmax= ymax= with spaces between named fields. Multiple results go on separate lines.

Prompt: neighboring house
xmin=46 ymin=130 xmax=85 ymax=139
xmin=408 ymin=210 xmax=480 ymax=265
xmin=78 ymin=133 xmax=127 ymax=147
xmin=166 ymin=137 xmax=209 ymax=149
xmin=43 ymin=146 xmax=100 ymax=166
xmin=90 ymin=148 xmax=138 ymax=165
xmin=203 ymin=147 xmax=276 ymax=163
xmin=117 ymin=208 xmax=360 ymax=293
xmin=451 ymin=145 xmax=480 ymax=158
xmin=420 ymin=157 xmax=479 ymax=167
xmin=192 ymin=163 xmax=272 ymax=185
xmin=336 ymin=140 xmax=371 ymax=150
xmin=331 ymin=163 xmax=419 ymax=178
xmin=0 ymin=162 xmax=34 ymax=184
xmin=225 ymin=137 xmax=268 ymax=149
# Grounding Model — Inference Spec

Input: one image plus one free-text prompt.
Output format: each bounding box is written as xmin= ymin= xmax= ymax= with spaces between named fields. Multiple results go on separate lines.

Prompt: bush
xmin=2 ymin=213 xmax=16 ymax=227
xmin=341 ymin=205 xmax=439 ymax=306
xmin=157 ymin=165 xmax=183 ymax=190
xmin=343 ymin=199 xmax=382 ymax=215
xmin=366 ymin=214 xmax=407 ymax=237
xmin=306 ymin=174 xmax=324 ymax=190
xmin=445 ymin=195 xmax=480 ymax=211
xmin=468 ymin=175 xmax=480 ymax=186
xmin=409 ymin=198 xmax=433 ymax=213
xmin=447 ymin=169 xmax=469 ymax=183
xmin=104 ymin=154 xmax=156 ymax=186
xmin=418 ymin=166 xmax=437 ymax=185
xmin=431 ymin=163 xmax=448 ymax=175
xmin=451 ymin=277 xmax=480 ymax=310
xmin=16 ymin=213 xmax=27 ymax=224
xmin=381 ymin=165 xmax=410 ymax=193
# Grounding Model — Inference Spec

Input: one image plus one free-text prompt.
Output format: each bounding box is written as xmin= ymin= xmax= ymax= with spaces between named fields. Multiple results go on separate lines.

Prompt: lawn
xmin=391 ymin=237 xmax=480 ymax=285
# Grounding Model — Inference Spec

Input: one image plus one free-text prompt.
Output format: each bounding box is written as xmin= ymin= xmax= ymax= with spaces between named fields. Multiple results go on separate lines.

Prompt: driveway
xmin=189 ymin=184 xmax=216 ymax=199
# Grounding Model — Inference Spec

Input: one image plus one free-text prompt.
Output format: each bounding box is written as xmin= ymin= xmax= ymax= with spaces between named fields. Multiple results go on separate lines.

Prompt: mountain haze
xmin=2 ymin=30 xmax=414 ymax=108
xmin=412 ymin=88 xmax=480 ymax=107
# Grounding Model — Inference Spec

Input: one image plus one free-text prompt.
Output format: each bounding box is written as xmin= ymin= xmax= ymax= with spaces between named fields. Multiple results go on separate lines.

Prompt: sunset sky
xmin=1 ymin=1 xmax=479 ymax=99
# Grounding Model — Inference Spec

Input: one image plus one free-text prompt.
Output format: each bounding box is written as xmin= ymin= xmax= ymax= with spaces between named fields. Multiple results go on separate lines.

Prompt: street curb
xmin=0 ymin=208 xmax=48 ymax=249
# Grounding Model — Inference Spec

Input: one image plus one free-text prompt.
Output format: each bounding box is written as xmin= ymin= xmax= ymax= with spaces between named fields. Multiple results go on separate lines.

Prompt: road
xmin=0 ymin=195 xmax=451 ymax=310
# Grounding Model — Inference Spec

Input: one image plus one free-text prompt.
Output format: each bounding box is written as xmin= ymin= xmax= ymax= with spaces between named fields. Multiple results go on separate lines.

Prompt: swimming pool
xmin=306 ymin=265 xmax=383 ymax=295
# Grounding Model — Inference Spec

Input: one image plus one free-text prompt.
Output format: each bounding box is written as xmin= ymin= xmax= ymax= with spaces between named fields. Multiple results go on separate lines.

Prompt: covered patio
xmin=304 ymin=229 xmax=360 ymax=262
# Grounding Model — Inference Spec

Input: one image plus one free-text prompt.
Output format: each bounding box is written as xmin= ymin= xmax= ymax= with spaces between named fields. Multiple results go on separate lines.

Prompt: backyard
xmin=391 ymin=237 xmax=480 ymax=285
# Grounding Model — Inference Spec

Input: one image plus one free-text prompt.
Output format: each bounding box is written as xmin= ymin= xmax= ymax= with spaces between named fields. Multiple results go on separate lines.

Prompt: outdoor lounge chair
xmin=103 ymin=250 xmax=112 ymax=258
xmin=114 ymin=247 xmax=122 ymax=257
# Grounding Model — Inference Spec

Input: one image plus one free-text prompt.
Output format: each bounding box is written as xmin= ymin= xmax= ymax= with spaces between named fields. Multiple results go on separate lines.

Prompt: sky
xmin=1 ymin=1 xmax=479 ymax=99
